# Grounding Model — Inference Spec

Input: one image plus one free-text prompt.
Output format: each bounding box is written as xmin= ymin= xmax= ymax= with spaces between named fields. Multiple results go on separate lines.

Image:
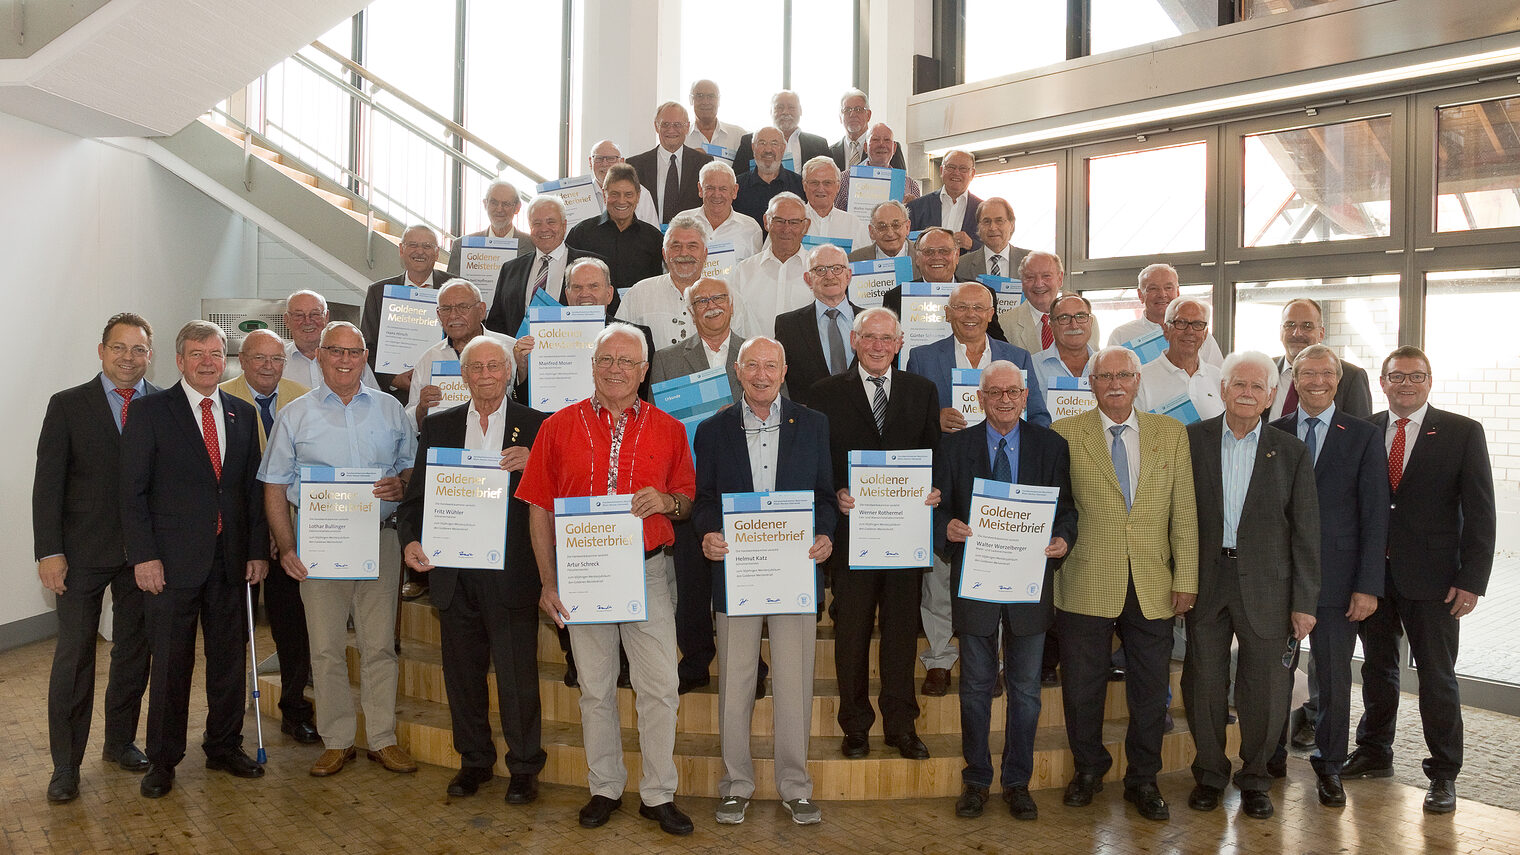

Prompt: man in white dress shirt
xmin=730 ymin=193 xmax=813 ymax=338
xmin=801 ymin=156 xmax=871 ymax=251
xmin=445 ymin=179 xmax=532 ymax=276
xmin=282 ymin=290 xmax=378 ymax=391
xmin=959 ymin=198 xmax=1029 ymax=283
xmin=1136 ymin=297 xmax=1224 ymax=420
xmin=588 ymin=139 xmax=660 ymax=228
xmin=617 ymin=213 xmax=713 ymax=348
xmin=907 ymin=150 xmax=981 ymax=252
xmin=407 ymin=279 xmax=516 ymax=428
xmin=684 ymin=160 xmax=763 ymax=261
xmin=686 ymin=79 xmax=745 ymax=152
xmin=1107 ymin=263 xmax=1225 ymax=367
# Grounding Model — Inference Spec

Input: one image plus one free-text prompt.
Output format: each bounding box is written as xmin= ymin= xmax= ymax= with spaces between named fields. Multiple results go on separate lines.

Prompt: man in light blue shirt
xmin=1031 ymin=293 xmax=1097 ymax=396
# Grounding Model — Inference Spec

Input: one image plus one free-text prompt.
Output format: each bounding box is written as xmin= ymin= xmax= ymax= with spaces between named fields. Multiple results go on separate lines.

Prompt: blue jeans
xmin=960 ymin=624 xmax=1045 ymax=789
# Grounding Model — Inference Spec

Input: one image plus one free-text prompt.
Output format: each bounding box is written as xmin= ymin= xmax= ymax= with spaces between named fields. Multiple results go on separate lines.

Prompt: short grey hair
xmin=320 ymin=321 xmax=364 ymax=347
xmin=1091 ymin=344 xmax=1141 ymax=376
xmin=594 ymin=322 xmax=648 ymax=362
xmin=979 ymin=359 xmax=1025 ymax=391
xmin=839 ymin=88 xmax=869 ymax=110
xmin=1052 ymin=291 xmax=1092 ymax=313
xmin=737 ymin=336 xmax=786 ymax=366
xmin=689 ymin=78 xmax=719 ymax=99
xmin=484 ymin=179 xmax=521 ymax=203
xmin=801 ymin=155 xmax=839 ymax=183
xmin=286 ymin=289 xmax=328 ymax=313
xmin=683 ymin=277 xmax=729 ymax=311
xmin=1163 ymin=296 xmax=1212 ymax=325
xmin=805 ymin=243 xmax=849 ymax=269
xmin=401 ymin=224 xmax=438 ymax=245
xmin=766 ymin=191 xmax=806 ymax=220
xmin=698 ymin=159 xmax=737 ymax=185
xmin=1018 ymin=250 xmax=1064 ymax=278
xmin=176 ymin=320 xmax=226 ymax=355
xmin=1222 ymin=350 xmax=1279 ymax=391
xmin=526 ymin=195 xmax=567 ymax=220
xmin=438 ymin=278 xmax=484 ymax=304
xmin=566 ymin=257 xmax=612 ymax=287
xmin=663 ymin=212 xmax=712 ymax=250
xmin=1137 ymin=262 xmax=1178 ymax=288
xmin=869 ymin=199 xmax=909 ymax=222
xmin=852 ymin=306 xmax=902 ymax=336
xmin=653 ymin=101 xmax=687 ymax=122
xmin=1292 ymin=343 xmax=1342 ymax=378
xmin=459 ymin=334 xmax=508 ymax=367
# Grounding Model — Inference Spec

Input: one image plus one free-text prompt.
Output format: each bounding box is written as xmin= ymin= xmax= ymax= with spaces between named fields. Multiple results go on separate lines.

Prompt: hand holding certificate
xmin=421 ymin=448 xmax=508 ymax=570
xmin=298 ymin=467 xmax=384 ymax=580
xmin=847 ymin=450 xmax=934 ymax=569
xmin=721 ymin=491 xmax=816 ymax=616
xmin=958 ymin=478 xmax=1058 ymax=603
xmin=554 ymin=494 xmax=646 ymax=624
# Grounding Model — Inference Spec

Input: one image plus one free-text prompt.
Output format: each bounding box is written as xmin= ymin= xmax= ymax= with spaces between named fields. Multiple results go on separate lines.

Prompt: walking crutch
xmin=245 ymin=583 xmax=268 ymax=764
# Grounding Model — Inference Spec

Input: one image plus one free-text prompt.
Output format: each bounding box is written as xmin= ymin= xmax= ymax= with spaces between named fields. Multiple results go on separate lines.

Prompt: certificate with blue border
xmin=528 ymin=305 xmax=603 ymax=412
xmin=722 ymin=491 xmax=816 ymax=616
xmin=554 ymin=494 xmax=647 ymax=624
xmin=847 ymin=449 xmax=934 ymax=569
xmin=375 ymin=285 xmax=442 ymax=373
xmin=422 ymin=448 xmax=507 ymax=570
xmin=959 ymin=478 xmax=1058 ymax=604
xmin=297 ymin=467 xmax=383 ymax=580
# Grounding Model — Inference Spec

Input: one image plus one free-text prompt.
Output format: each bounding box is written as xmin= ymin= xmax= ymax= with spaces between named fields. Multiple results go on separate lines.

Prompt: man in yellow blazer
xmin=220 ymin=328 xmax=317 ymax=744
xmin=1050 ymin=345 xmax=1198 ymax=822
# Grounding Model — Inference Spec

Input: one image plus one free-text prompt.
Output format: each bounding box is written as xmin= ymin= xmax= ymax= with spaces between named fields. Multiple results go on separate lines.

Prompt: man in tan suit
xmin=219 ymin=329 xmax=316 ymax=744
xmin=998 ymin=251 xmax=1100 ymax=358
xmin=1050 ymin=345 xmax=1198 ymax=822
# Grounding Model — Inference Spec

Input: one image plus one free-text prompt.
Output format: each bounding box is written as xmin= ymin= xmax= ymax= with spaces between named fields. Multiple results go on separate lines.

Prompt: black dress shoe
xmin=1039 ymin=666 xmax=1059 ymax=687
xmin=1290 ymin=708 xmax=1317 ymax=750
xmin=841 ymin=732 xmax=869 ymax=759
xmin=1063 ymin=772 xmax=1103 ymax=807
xmin=1187 ymin=784 xmax=1221 ymax=811
xmin=206 ymin=748 xmax=265 ymax=779
xmin=638 ymin=800 xmax=694 ymax=835
xmin=47 ymin=766 xmax=80 ymax=804
xmin=884 ymin=731 xmax=930 ymax=760
xmin=1424 ymin=779 xmax=1457 ymax=814
xmin=578 ymin=794 xmax=622 ymax=828
xmin=677 ymin=674 xmax=710 ymax=694
xmin=992 ymin=668 xmax=1005 ymax=698
xmin=446 ymin=766 xmax=493 ymax=796
xmin=563 ymin=662 xmax=579 ymax=689
xmin=281 ymin=719 xmax=321 ymax=745
xmin=1317 ymin=773 xmax=1346 ymax=807
xmin=1341 ymin=748 xmax=1394 ymax=779
xmin=140 ymin=765 xmax=175 ymax=799
xmin=506 ymin=773 xmax=538 ymax=805
xmin=755 ymin=674 xmax=767 ymax=700
xmin=104 ymin=743 xmax=151 ymax=772
xmin=1004 ymin=785 xmax=1038 ymax=820
xmin=1108 ymin=667 xmax=1126 ymax=682
xmin=1240 ymin=789 xmax=1274 ymax=819
xmin=1124 ymin=783 xmax=1170 ymax=821
xmin=955 ymin=784 xmax=989 ymax=817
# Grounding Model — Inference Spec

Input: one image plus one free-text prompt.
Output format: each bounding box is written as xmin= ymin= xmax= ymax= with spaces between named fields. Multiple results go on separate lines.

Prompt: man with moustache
xmin=1268 ymin=298 xmax=1373 ymax=420
xmin=1031 ymin=293 xmax=1099 ymax=395
xmin=1137 ymin=298 xmax=1224 ymax=420
xmin=567 ymin=163 xmax=665 ymax=290
xmin=800 ymin=156 xmax=870 ymax=251
xmin=283 ymin=290 xmax=379 ymax=391
xmin=626 ymin=102 xmax=714 ymax=224
xmin=958 ymin=198 xmax=1028 ymax=283
xmin=617 ymin=212 xmax=713 ymax=349
xmin=731 ymin=193 xmax=813 ymax=338
xmin=359 ymin=224 xmax=453 ymax=397
xmin=35 ymin=313 xmax=158 ymax=803
xmin=835 ymin=125 xmax=921 ymax=211
xmin=1184 ymin=351 xmax=1319 ymax=821
xmin=685 ymin=79 xmax=745 ymax=151
xmin=587 ymin=140 xmax=660 ymax=228
xmin=446 ymin=179 xmax=532 ymax=277
xmin=484 ymin=196 xmax=605 ymax=340
xmin=999 ymin=251 xmax=1100 ymax=357
xmin=684 ymin=160 xmax=763 ymax=261
xmin=731 ymin=90 xmax=831 ymax=180
xmin=733 ymin=127 xmax=805 ymax=228
xmin=1107 ymin=263 xmax=1225 ymax=367
xmin=773 ymin=244 xmax=861 ymax=408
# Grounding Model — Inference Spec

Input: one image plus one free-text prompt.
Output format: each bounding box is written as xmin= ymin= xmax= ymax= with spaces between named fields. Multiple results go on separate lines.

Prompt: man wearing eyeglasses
xmin=259 ymin=321 xmax=419 ymax=779
xmin=847 ymin=199 xmax=915 ymax=265
xmin=1183 ymin=351 xmax=1320 ymax=821
xmin=907 ymin=149 xmax=983 ymax=252
xmin=1342 ymin=347 xmax=1494 ymax=815
xmin=359 ymin=224 xmax=453 ymax=400
xmin=519 ymin=323 xmax=696 ymax=836
xmin=1107 ymin=264 xmax=1225 ymax=367
xmin=835 ymin=125 xmax=919 ymax=211
xmin=774 ymin=244 xmax=861 ymax=409
xmin=407 ymin=279 xmax=517 ymax=429
xmin=1032 ymin=293 xmax=1099 ymax=395
xmin=1050 ymin=346 xmax=1197 ymax=822
xmin=35 ymin=313 xmax=159 ymax=804
xmin=685 ymin=79 xmax=745 ymax=152
xmin=731 ymin=193 xmax=814 ymax=338
xmin=587 ymin=140 xmax=660 ymax=228
xmin=626 ymin=102 xmax=714 ymax=225
xmin=801 ymin=156 xmax=871 ymax=251
xmin=219 ymin=329 xmax=317 ymax=746
xmin=830 ymin=90 xmax=905 ymax=171
xmin=999 ymin=251 xmax=1101 ymax=358
xmin=1136 ymin=297 xmax=1223 ymax=421
xmin=617 ymin=213 xmax=712 ymax=349
xmin=445 ymin=179 xmax=533 ymax=278
xmin=1268 ymin=298 xmax=1373 ymax=421
xmin=283 ymin=290 xmax=380 ymax=391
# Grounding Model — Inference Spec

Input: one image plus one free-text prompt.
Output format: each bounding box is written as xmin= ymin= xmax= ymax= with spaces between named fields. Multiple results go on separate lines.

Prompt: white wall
xmin=0 ymin=110 xmax=259 ymax=631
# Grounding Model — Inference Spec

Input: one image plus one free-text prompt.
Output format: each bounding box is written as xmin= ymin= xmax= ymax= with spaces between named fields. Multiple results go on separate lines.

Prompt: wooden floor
xmin=6 ymin=630 xmax=1520 ymax=854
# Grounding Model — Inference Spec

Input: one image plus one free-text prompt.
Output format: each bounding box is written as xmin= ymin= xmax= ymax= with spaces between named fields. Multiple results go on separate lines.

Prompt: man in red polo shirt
xmin=517 ymin=322 xmax=697 ymax=836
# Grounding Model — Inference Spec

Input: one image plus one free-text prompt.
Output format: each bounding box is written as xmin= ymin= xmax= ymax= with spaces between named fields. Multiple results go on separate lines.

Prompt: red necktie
xmin=1283 ymin=381 xmax=1299 ymax=416
xmin=1388 ymin=417 xmax=1409 ymax=493
xmin=1040 ymin=313 xmax=1053 ymax=350
xmin=200 ymin=398 xmax=223 ymax=534
xmin=115 ymin=388 xmax=135 ymax=426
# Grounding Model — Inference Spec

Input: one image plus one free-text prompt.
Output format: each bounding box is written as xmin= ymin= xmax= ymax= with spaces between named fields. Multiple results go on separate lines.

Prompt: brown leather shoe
xmin=309 ymin=746 xmax=356 ymax=777
xmin=922 ymin=667 xmax=951 ymax=697
xmin=400 ymin=581 xmax=427 ymax=601
xmin=366 ymin=744 xmax=418 ymax=773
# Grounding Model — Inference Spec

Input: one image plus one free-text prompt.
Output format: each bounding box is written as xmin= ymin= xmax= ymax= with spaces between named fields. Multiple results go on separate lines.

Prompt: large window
xmin=1243 ymin=116 xmax=1394 ymax=247
xmin=969 ymin=162 xmax=1059 ymax=254
xmin=1435 ymin=97 xmax=1520 ymax=233
xmin=963 ymin=0 xmax=1065 ymax=84
xmin=1233 ymin=275 xmax=1400 ymax=374
xmin=1087 ymin=141 xmax=1208 ymax=259
xmin=1090 ymin=0 xmax=1217 ymax=56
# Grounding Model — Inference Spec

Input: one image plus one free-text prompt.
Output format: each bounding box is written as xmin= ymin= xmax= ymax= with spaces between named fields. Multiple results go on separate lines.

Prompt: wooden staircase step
xmin=267 ymin=159 xmax=319 ymax=186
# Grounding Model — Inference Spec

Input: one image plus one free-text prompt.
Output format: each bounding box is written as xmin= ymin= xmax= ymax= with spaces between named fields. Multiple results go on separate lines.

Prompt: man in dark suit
xmin=1269 ymin=298 xmax=1372 ymax=420
xmin=773 ymin=244 xmax=860 ymax=408
xmin=810 ymin=307 xmax=942 ymax=760
xmin=955 ymin=198 xmax=1029 ymax=283
xmin=121 ymin=321 xmax=270 ymax=798
xmin=1343 ymin=346 xmax=1495 ymax=815
xmin=830 ymin=92 xmax=907 ymax=172
xmin=445 ymin=178 xmax=533 ymax=277
xmin=692 ymin=336 xmax=837 ymax=825
xmin=626 ymin=102 xmax=715 ymax=224
xmin=359 ymin=224 xmax=453 ymax=398
xmin=937 ymin=360 xmax=1076 ymax=821
xmin=1184 ymin=351 xmax=1320 ymax=821
xmin=907 ymin=150 xmax=983 ymax=252
xmin=1268 ymin=344 xmax=1389 ymax=808
xmin=731 ymin=90 xmax=831 ymax=180
xmin=485 ymin=196 xmax=604 ymax=338
xmin=34 ymin=313 xmax=158 ymax=803
xmin=882 ymin=228 xmax=1010 ymax=344
xmin=398 ymin=336 xmax=547 ymax=803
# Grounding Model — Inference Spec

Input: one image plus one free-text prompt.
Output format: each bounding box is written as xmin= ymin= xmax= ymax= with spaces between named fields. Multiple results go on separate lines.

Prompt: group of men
xmin=34 ymin=80 xmax=1493 ymax=839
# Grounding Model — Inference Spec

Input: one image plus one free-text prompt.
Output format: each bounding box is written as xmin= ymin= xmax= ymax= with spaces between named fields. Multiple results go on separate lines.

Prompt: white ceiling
xmin=0 ymin=0 xmax=367 ymax=138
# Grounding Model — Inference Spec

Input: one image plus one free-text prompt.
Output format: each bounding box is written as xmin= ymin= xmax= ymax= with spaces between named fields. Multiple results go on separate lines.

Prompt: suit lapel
xmin=1080 ymin=410 xmax=1124 ymax=498
xmin=776 ymin=401 xmax=800 ymax=483
xmin=1240 ymin=420 xmax=1274 ymax=514
xmin=86 ymin=379 xmax=124 ymax=452
xmin=166 ymin=383 xmax=218 ymax=480
xmin=1399 ymin=407 xmax=1441 ymax=488
xmin=682 ymin=337 xmax=708 ymax=375
xmin=798 ymin=308 xmax=829 ymax=377
xmin=1193 ymin=416 xmax=1225 ymax=512
xmin=725 ymin=407 xmax=756 ymax=492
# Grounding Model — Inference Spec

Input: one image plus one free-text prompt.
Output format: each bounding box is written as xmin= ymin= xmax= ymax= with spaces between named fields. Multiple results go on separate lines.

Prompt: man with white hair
xmin=1108 ymin=263 xmax=1225 ymax=367
xmin=1184 ymin=350 xmax=1319 ymax=821
xmin=685 ymin=79 xmax=745 ymax=151
xmin=1136 ymin=297 xmax=1224 ymax=420
xmin=830 ymin=90 xmax=906 ymax=171
xmin=959 ymin=198 xmax=1028 ymax=283
xmin=733 ymin=126 xmax=805 ymax=227
xmin=283 ymin=290 xmax=380 ymax=391
xmin=626 ymin=102 xmax=715 ymax=224
xmin=730 ymin=193 xmax=813 ymax=338
xmin=446 ymin=179 xmax=533 ymax=277
xmin=773 ymin=244 xmax=861 ymax=408
xmin=359 ymin=224 xmax=453 ymax=397
xmin=616 ymin=212 xmax=713 ymax=348
xmin=1000 ymin=251 xmax=1101 ymax=357
xmin=836 ymin=125 xmax=921 ymax=210
xmin=407 ymin=279 xmax=516 ymax=429
xmin=587 ymin=139 xmax=660 ymax=228
xmin=907 ymin=150 xmax=983 ymax=252
xmin=847 ymin=199 xmax=916 ymax=265
xmin=683 ymin=160 xmax=763 ymax=261
xmin=484 ymin=196 xmax=606 ymax=339
xmin=801 ymin=156 xmax=871 ymax=251
xmin=731 ymin=90 xmax=831 ymax=178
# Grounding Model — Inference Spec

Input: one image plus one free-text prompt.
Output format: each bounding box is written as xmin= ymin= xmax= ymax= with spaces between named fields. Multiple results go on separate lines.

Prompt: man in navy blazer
xmin=936 ymin=360 xmax=1076 ymax=821
xmin=484 ymin=196 xmax=605 ymax=338
xmin=692 ymin=336 xmax=836 ymax=825
xmin=625 ymin=102 xmax=715 ymax=223
xmin=1268 ymin=344 xmax=1388 ymax=808
xmin=907 ymin=150 xmax=983 ymax=252
xmin=120 ymin=321 xmax=269 ymax=798
xmin=1343 ymin=346 xmax=1495 ymax=815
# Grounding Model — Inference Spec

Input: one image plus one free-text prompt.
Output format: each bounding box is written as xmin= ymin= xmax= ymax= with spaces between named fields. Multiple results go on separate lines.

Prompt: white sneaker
xmin=715 ymin=795 xmax=749 ymax=824
xmin=783 ymin=798 xmax=822 ymax=825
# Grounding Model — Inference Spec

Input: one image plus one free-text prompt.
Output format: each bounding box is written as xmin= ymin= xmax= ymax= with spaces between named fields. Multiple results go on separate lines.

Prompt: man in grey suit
xmin=1184 ymin=350 xmax=1320 ymax=821
xmin=997 ymin=251 xmax=1100 ymax=358
xmin=847 ymin=199 xmax=915 ymax=265
xmin=445 ymin=178 xmax=533 ymax=276
xmin=955 ymin=198 xmax=1029 ymax=282
xmin=1268 ymin=298 xmax=1373 ymax=420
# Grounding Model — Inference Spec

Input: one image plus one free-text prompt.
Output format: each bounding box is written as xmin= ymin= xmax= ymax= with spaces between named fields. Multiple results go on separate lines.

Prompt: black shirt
xmin=734 ymin=168 xmax=805 ymax=234
xmin=564 ymin=212 xmax=665 ymax=291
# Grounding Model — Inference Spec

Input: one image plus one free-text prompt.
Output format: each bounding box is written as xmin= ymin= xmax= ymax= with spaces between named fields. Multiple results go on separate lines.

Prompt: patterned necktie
xmin=200 ymin=398 xmax=223 ymax=534
xmin=989 ymin=254 xmax=1001 ymax=278
xmin=1040 ymin=313 xmax=1053 ymax=350
xmin=1388 ymin=417 xmax=1410 ymax=492
xmin=869 ymin=375 xmax=887 ymax=434
xmin=115 ymin=388 xmax=135 ymax=428
xmin=824 ymin=308 xmax=847 ymax=375
xmin=255 ymin=393 xmax=275 ymax=437
xmin=1110 ymin=424 xmax=1132 ymax=512
xmin=849 ymin=139 xmax=863 ymax=166
xmin=529 ymin=253 xmax=551 ymax=301
xmin=1304 ymin=416 xmax=1320 ymax=465
xmin=663 ymin=153 xmax=681 ymax=222
xmin=992 ymin=437 xmax=1012 ymax=482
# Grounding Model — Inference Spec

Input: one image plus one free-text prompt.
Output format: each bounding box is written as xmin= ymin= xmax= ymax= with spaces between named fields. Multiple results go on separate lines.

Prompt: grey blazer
xmin=649 ymin=332 xmax=751 ymax=404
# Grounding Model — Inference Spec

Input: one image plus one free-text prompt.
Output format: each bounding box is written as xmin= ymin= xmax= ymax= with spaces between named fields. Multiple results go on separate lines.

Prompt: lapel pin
xmin=1266 ymin=450 xmax=1276 ymax=458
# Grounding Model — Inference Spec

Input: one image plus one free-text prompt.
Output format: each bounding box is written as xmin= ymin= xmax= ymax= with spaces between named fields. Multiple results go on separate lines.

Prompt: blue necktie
xmin=1110 ymin=424 xmax=1132 ymax=511
xmin=992 ymin=437 xmax=1012 ymax=482
xmin=256 ymin=393 xmax=275 ymax=436
xmin=1304 ymin=416 xmax=1320 ymax=465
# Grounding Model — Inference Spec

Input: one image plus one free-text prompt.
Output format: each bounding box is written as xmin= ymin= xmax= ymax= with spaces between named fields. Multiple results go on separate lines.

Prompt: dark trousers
xmin=672 ymin=520 xmax=716 ymax=683
xmin=960 ymin=623 xmax=1044 ymax=788
xmin=1057 ymin=578 xmax=1173 ymax=786
xmin=47 ymin=563 xmax=150 ymax=768
xmin=833 ymin=565 xmax=923 ymax=736
xmin=438 ymin=571 xmax=546 ymax=775
xmin=253 ymin=565 xmax=313 ymax=724
xmin=1182 ymin=553 xmax=1293 ymax=792
xmin=142 ymin=555 xmax=247 ymax=768
xmin=1356 ymin=587 xmax=1464 ymax=780
xmin=1301 ymin=605 xmax=1359 ymax=774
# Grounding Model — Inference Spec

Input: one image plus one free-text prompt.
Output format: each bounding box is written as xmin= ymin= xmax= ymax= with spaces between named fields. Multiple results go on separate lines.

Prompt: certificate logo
xmin=914 ymin=548 xmax=927 ymax=561
xmin=627 ymin=600 xmax=643 ymax=615
xmin=797 ymin=593 xmax=812 ymax=608
xmin=488 ymin=550 xmax=501 ymax=563
xmin=363 ymin=560 xmax=377 ymax=572
xmin=1027 ymin=583 xmax=1040 ymax=596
